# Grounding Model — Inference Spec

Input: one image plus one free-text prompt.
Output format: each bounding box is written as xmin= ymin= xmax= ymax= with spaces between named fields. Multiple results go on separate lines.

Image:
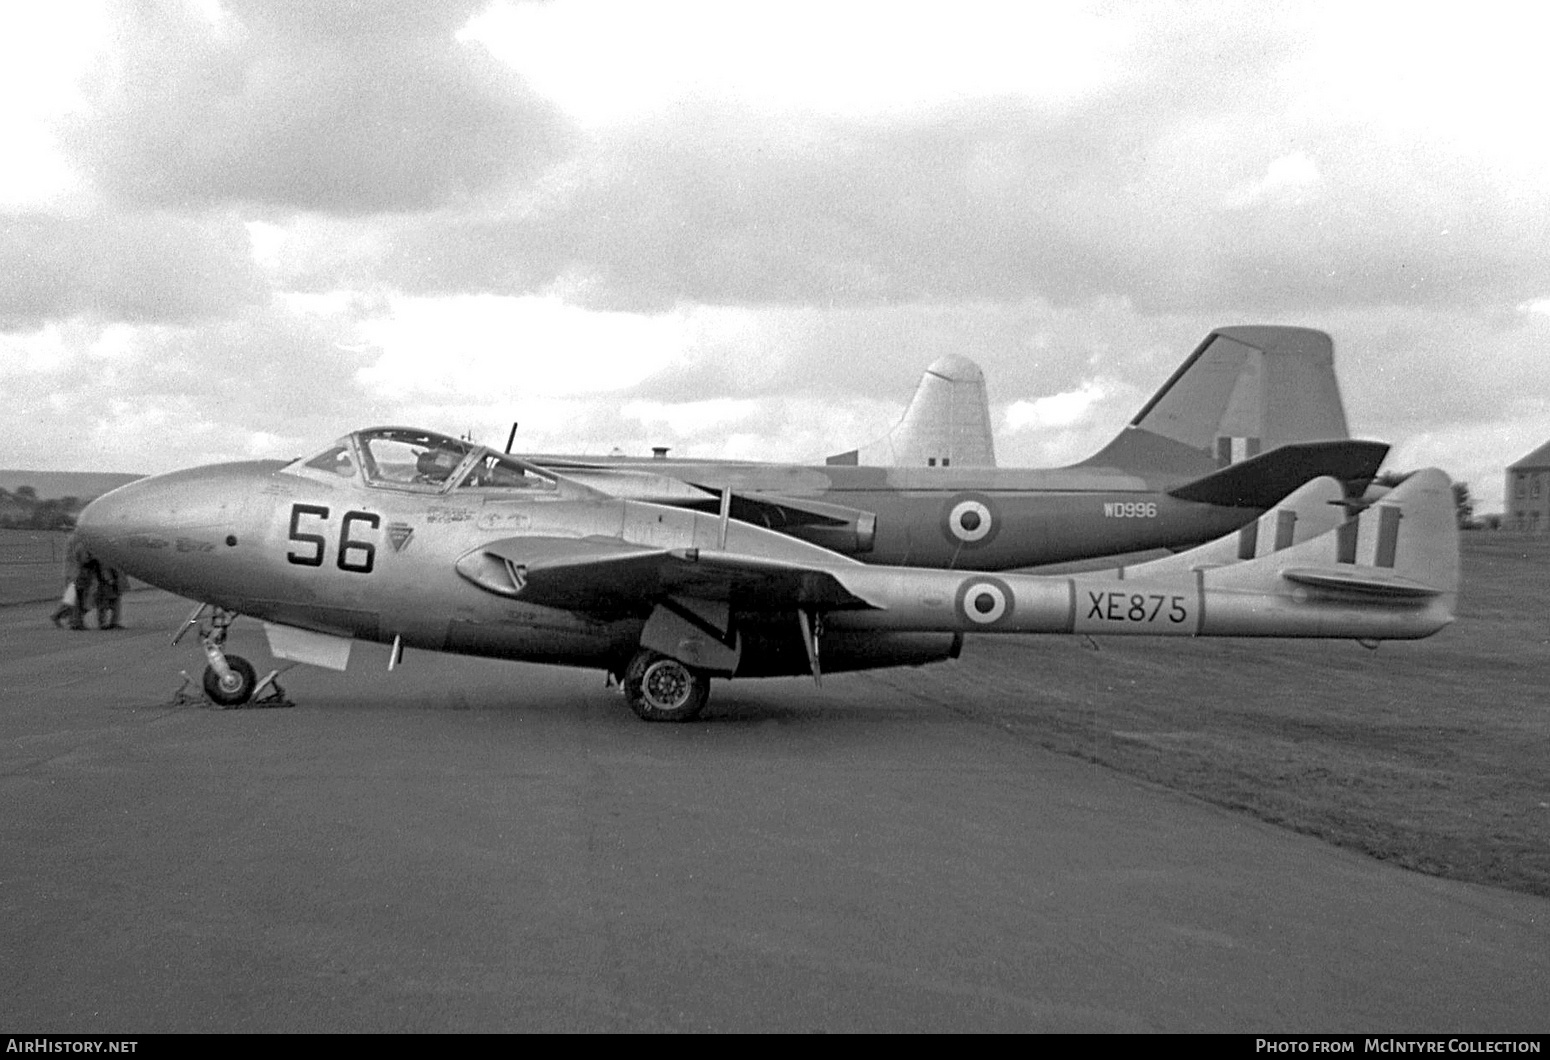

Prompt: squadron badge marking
xmin=387 ymin=522 xmax=415 ymax=553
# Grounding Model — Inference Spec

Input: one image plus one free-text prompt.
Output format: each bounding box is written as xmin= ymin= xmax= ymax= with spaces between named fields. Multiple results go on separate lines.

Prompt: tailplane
xmin=827 ymin=355 xmax=996 ymax=468
xmin=1167 ymin=439 xmax=1388 ymax=508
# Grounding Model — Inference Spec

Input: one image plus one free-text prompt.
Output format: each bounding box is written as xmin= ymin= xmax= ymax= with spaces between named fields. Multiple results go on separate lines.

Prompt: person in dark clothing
xmin=51 ymin=533 xmax=97 ymax=630
xmin=95 ymin=565 xmax=125 ymax=629
xmin=68 ymin=535 xmax=98 ymax=630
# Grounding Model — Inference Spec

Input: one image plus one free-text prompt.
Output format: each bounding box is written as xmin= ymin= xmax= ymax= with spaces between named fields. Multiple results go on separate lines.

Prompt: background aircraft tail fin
xmin=827 ymin=355 xmax=996 ymax=468
xmin=1077 ymin=326 xmax=1354 ymax=477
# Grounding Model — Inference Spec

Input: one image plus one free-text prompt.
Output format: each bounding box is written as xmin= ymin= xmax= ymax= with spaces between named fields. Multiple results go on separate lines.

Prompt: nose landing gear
xmin=172 ymin=603 xmax=292 ymax=709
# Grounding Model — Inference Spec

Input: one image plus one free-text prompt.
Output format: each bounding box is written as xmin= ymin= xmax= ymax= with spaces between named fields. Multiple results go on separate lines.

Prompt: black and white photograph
xmin=3 ymin=0 xmax=1548 ymax=1036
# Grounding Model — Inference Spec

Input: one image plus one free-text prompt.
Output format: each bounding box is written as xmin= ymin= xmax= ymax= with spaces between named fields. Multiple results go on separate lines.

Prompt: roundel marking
xmin=955 ymin=576 xmax=1015 ymax=627
xmin=941 ymin=493 xmax=1001 ymax=549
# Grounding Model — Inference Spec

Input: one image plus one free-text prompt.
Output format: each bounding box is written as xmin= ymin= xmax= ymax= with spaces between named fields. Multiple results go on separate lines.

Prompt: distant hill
xmin=0 ymin=470 xmax=144 ymax=502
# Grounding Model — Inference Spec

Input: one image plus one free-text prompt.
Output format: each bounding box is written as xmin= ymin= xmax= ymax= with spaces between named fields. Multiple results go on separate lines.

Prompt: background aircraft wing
xmin=456 ymin=535 xmax=881 ymax=613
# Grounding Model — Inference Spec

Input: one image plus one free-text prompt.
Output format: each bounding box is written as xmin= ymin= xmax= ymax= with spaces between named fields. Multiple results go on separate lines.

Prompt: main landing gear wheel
xmin=203 ymin=654 xmax=257 ymax=707
xmin=622 ymin=650 xmax=710 ymax=723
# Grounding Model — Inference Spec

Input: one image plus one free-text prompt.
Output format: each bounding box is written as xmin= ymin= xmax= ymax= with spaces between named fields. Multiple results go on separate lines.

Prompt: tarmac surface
xmin=3 ymin=591 xmax=1547 ymax=1032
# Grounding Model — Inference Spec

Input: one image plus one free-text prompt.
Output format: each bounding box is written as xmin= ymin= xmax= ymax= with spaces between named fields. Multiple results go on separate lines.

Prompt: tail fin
xmin=1077 ymin=326 xmax=1354 ymax=476
xmin=1271 ymin=467 xmax=1460 ymax=597
xmin=1088 ymin=468 xmax=1458 ymax=641
xmin=827 ymin=355 xmax=996 ymax=468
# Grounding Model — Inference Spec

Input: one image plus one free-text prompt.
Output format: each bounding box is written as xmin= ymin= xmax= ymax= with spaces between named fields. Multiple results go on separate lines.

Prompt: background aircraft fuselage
xmin=538 ymin=456 xmax=1354 ymax=571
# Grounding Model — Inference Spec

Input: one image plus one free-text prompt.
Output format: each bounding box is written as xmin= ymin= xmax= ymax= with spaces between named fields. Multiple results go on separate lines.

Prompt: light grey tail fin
xmin=827 ymin=355 xmax=996 ymax=468
xmin=1077 ymin=326 xmax=1354 ymax=477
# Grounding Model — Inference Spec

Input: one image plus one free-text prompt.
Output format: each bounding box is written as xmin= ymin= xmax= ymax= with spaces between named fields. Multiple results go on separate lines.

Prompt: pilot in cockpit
xmin=413 ymin=446 xmax=462 ymax=484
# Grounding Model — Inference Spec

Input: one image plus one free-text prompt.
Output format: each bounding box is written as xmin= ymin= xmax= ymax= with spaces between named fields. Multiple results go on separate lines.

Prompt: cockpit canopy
xmin=286 ymin=427 xmax=559 ymax=494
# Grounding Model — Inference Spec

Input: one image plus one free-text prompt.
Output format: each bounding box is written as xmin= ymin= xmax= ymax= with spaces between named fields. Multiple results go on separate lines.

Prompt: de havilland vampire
xmin=531 ymin=326 xmax=1390 ymax=570
xmin=75 ymin=424 xmax=1458 ymax=721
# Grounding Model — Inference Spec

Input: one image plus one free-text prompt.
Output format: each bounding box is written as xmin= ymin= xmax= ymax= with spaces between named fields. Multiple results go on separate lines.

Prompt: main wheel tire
xmin=622 ymin=650 xmax=710 ymax=722
xmin=203 ymin=655 xmax=257 ymax=707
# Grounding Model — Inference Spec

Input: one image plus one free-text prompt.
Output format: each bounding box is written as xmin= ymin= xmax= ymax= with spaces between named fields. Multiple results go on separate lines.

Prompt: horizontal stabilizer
xmin=1279 ymin=567 xmax=1443 ymax=598
xmin=1167 ymin=440 xmax=1389 ymax=508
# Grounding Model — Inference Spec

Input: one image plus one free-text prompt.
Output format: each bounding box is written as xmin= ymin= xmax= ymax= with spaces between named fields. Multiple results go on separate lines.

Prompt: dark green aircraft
xmin=533 ymin=327 xmax=1388 ymax=572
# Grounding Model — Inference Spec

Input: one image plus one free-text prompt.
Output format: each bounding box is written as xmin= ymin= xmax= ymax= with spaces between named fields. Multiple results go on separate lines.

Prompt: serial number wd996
xmin=1103 ymin=501 xmax=1158 ymax=518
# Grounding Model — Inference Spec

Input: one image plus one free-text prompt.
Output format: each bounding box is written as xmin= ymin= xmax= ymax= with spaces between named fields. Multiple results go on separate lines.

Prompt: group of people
xmin=50 ymin=533 xmax=125 ymax=631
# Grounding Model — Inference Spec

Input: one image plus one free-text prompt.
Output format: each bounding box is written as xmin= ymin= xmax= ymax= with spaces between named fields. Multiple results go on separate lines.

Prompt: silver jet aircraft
xmin=75 ymin=429 xmax=1458 ymax=722
xmin=535 ymin=326 xmax=1388 ymax=571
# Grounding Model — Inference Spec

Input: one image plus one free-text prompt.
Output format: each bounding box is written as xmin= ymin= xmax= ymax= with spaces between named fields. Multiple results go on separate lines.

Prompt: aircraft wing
xmin=455 ymin=535 xmax=881 ymax=613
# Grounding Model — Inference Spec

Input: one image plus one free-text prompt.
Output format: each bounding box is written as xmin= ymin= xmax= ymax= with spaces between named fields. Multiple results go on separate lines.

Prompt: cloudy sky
xmin=4 ymin=0 xmax=1548 ymax=512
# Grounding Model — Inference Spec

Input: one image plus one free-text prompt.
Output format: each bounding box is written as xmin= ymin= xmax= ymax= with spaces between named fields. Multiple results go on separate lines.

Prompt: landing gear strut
xmin=621 ymin=649 xmax=710 ymax=723
xmin=172 ymin=603 xmax=287 ymax=708
xmin=193 ymin=607 xmax=257 ymax=706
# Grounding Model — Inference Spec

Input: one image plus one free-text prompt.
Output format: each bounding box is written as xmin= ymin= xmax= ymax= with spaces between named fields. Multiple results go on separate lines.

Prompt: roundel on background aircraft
xmin=940 ymin=493 xmax=1000 ymax=549
xmin=955 ymin=576 xmax=1015 ymax=627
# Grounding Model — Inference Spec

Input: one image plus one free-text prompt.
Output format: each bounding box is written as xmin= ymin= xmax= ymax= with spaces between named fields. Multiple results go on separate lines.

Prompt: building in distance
xmin=1506 ymin=442 xmax=1550 ymax=532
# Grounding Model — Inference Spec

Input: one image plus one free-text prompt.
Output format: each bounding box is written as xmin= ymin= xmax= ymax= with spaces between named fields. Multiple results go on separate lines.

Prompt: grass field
xmin=0 ymin=528 xmax=69 ymax=605
xmin=950 ymin=532 xmax=1550 ymax=898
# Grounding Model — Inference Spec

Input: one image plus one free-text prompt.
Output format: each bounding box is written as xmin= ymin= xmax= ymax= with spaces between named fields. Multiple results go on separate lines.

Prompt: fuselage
xmin=534 ymin=458 xmax=1257 ymax=570
xmin=72 ymin=450 xmax=965 ymax=678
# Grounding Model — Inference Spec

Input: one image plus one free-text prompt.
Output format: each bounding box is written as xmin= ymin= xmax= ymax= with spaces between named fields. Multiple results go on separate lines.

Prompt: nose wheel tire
xmin=203 ymin=655 xmax=257 ymax=707
xmin=623 ymin=650 xmax=710 ymax=722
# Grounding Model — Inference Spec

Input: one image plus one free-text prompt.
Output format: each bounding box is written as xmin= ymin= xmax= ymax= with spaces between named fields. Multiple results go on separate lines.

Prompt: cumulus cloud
xmin=1224 ymin=152 xmax=1323 ymax=209
xmin=64 ymin=0 xmax=571 ymax=214
xmin=1004 ymin=382 xmax=1108 ymax=431
xmin=3 ymin=300 xmax=386 ymax=472
xmin=0 ymin=212 xmax=265 ymax=328
xmin=367 ymin=85 xmax=1550 ymax=318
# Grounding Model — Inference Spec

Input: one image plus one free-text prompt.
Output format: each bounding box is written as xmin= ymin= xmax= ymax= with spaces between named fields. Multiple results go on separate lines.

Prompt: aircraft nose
xmin=74 ymin=463 xmax=261 ymax=595
xmin=75 ymin=481 xmax=141 ymax=565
